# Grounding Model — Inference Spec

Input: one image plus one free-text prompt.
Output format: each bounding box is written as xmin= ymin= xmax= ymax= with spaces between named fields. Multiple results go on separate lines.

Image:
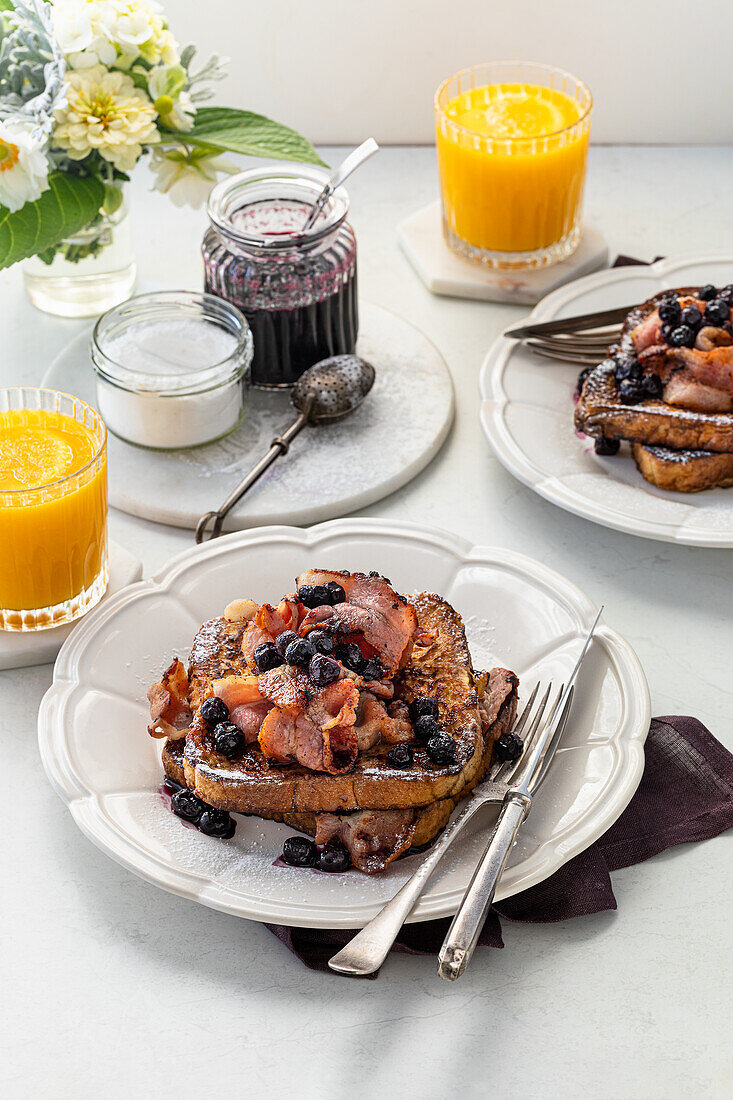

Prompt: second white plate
xmin=480 ymin=253 xmax=733 ymax=546
xmin=38 ymin=519 xmax=649 ymax=929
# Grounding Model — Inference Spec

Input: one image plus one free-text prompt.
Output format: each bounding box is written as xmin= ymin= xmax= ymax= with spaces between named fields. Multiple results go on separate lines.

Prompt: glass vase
xmin=22 ymin=194 xmax=136 ymax=318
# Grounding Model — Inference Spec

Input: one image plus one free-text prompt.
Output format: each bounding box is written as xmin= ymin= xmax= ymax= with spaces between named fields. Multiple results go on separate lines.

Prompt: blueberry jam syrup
xmin=203 ymin=174 xmax=359 ymax=388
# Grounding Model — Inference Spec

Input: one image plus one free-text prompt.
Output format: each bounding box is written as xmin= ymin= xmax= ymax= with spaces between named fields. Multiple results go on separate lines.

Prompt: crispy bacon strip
xmin=315 ymin=809 xmax=418 ymax=874
xmin=258 ymin=677 xmax=359 ymax=773
xmin=296 ymin=569 xmax=419 ymax=673
xmin=354 ymin=692 xmax=412 ymax=751
xmin=147 ymin=658 xmax=191 ymax=740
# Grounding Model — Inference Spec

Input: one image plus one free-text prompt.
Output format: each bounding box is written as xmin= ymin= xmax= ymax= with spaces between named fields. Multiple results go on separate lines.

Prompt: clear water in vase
xmin=22 ymin=198 xmax=136 ymax=318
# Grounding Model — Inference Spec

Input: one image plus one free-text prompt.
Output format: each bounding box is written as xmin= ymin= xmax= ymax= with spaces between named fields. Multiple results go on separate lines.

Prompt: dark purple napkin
xmin=266 ymin=716 xmax=733 ymax=975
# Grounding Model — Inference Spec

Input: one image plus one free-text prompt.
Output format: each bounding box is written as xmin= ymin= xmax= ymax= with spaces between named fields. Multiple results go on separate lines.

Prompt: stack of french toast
xmin=575 ymin=284 xmax=733 ymax=492
xmin=148 ymin=569 xmax=519 ymax=874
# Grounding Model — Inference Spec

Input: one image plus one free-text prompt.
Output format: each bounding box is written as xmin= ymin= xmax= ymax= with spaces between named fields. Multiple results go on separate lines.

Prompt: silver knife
xmin=437 ymin=608 xmax=602 ymax=981
xmin=504 ymin=306 xmax=632 ymax=340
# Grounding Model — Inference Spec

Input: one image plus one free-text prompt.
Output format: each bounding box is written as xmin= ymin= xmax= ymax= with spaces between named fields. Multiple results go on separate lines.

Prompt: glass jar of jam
xmin=203 ymin=167 xmax=358 ymax=388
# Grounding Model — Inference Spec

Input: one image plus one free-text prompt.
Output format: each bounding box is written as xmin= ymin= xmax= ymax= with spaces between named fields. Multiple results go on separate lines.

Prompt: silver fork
xmin=504 ymin=304 xmax=632 ymax=366
xmin=437 ymin=610 xmax=601 ymax=980
xmin=327 ymin=682 xmax=553 ymax=977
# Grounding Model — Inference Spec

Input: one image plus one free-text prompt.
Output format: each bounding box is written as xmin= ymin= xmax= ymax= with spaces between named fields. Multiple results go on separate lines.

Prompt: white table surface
xmin=3 ymin=146 xmax=732 ymax=1100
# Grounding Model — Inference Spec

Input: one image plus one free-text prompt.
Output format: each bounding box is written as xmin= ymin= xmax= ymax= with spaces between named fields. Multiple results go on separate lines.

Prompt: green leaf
xmin=0 ymin=0 xmax=15 ymax=11
xmin=0 ymin=172 xmax=105 ymax=270
xmin=168 ymin=107 xmax=326 ymax=166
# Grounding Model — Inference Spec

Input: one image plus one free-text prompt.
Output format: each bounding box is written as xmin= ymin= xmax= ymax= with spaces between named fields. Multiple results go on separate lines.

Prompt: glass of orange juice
xmin=435 ymin=61 xmax=592 ymax=270
xmin=0 ymin=388 xmax=108 ymax=631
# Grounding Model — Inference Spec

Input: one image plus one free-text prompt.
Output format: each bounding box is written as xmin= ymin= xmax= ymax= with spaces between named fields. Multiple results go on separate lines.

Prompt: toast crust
xmin=632 ymin=442 xmax=733 ymax=492
xmin=179 ymin=592 xmax=513 ymax=814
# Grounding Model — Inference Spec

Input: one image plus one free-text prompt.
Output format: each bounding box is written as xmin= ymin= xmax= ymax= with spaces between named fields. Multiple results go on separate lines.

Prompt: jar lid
xmin=207 ymin=166 xmax=350 ymax=253
xmin=91 ymin=291 xmax=253 ymax=396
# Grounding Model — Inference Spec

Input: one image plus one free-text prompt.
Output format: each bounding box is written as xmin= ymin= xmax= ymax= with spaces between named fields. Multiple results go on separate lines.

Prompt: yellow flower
xmin=53 ymin=64 xmax=159 ymax=172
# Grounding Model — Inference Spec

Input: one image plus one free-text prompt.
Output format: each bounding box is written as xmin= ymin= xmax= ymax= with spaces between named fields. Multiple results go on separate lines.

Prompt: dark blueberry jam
xmin=203 ymin=181 xmax=359 ymax=388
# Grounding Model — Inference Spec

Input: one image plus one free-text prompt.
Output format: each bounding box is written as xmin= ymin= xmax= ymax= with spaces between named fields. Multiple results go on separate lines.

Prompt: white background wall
xmin=168 ymin=0 xmax=733 ymax=145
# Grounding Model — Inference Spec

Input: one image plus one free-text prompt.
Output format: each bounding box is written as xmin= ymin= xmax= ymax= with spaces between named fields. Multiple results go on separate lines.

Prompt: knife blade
xmin=505 ymin=306 xmax=632 ymax=340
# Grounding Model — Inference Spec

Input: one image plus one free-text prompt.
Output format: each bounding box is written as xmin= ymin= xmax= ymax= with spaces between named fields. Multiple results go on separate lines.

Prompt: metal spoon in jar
xmin=195 ymin=354 xmax=376 ymax=543
xmin=301 ymin=138 xmax=379 ymax=232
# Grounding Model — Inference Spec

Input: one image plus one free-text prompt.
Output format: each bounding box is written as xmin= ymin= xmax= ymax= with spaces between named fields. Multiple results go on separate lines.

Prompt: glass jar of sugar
xmin=202 ymin=167 xmax=358 ymax=388
xmin=91 ymin=291 xmax=252 ymax=449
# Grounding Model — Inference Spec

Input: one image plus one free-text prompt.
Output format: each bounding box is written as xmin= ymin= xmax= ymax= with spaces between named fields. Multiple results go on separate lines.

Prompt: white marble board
xmin=43 ymin=301 xmax=454 ymax=532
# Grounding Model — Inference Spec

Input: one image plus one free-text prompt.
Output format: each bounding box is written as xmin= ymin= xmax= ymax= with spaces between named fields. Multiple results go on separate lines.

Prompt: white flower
xmin=149 ymin=147 xmax=235 ymax=208
xmin=0 ymin=121 xmax=51 ymax=212
xmin=52 ymin=64 xmax=160 ymax=172
xmin=147 ymin=64 xmax=194 ymax=131
xmin=52 ymin=0 xmax=118 ymax=68
xmin=52 ymin=0 xmax=180 ymax=70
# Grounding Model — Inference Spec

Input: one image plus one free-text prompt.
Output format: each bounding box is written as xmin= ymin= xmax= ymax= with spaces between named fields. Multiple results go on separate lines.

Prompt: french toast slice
xmin=161 ymin=661 xmax=517 ymax=871
xmin=575 ymin=361 xmax=733 ymax=453
xmin=178 ymin=592 xmax=516 ymax=814
xmin=631 ymin=442 xmax=733 ymax=492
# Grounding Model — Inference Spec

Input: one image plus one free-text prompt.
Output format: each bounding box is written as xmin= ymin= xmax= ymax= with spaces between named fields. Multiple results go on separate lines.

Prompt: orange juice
xmin=435 ymin=64 xmax=592 ymax=268
xmin=0 ymin=392 xmax=108 ymax=629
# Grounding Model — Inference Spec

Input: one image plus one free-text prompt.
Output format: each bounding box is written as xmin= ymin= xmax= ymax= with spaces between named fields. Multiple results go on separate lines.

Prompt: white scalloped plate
xmin=38 ymin=520 xmax=649 ymax=928
xmin=480 ymin=254 xmax=733 ymax=546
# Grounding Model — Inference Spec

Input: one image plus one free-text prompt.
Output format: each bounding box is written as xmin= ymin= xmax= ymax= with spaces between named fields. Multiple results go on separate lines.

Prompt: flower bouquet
xmin=0 ymin=0 xmax=323 ymax=314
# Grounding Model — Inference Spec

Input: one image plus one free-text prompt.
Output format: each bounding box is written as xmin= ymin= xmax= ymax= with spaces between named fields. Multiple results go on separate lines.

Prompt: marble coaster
xmin=0 ymin=541 xmax=142 ymax=670
xmin=398 ymin=201 xmax=609 ymax=305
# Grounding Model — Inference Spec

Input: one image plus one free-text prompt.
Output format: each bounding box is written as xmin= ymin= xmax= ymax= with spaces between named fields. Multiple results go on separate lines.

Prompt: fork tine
xmin=511 ymin=681 xmax=539 ymax=738
xmin=520 ymin=682 xmax=565 ymax=778
xmin=529 ymin=334 xmax=615 ymax=350
xmin=492 ymin=681 xmax=552 ymax=785
xmin=525 ymin=345 xmax=603 ymax=367
xmin=531 ymin=687 xmax=574 ymax=793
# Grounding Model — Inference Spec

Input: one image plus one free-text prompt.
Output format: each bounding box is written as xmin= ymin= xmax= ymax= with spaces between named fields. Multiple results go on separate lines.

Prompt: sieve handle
xmin=195 ymin=402 xmax=313 ymax=543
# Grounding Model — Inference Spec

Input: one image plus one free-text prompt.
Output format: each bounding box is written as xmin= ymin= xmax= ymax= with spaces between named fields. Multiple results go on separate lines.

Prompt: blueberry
xmin=317 ymin=841 xmax=351 ymax=873
xmin=660 ymin=323 xmax=675 ymax=344
xmin=705 ymin=299 xmax=730 ymax=327
xmin=718 ymin=285 xmax=733 ymax=304
xmin=285 ymin=637 xmax=315 ymax=668
xmin=408 ymin=697 xmax=439 ymax=722
xmin=200 ymin=696 xmax=229 ymax=727
xmin=297 ymin=584 xmax=330 ymax=608
xmin=212 ymin=721 xmax=246 ymax=758
xmin=698 ymin=284 xmax=717 ymax=302
xmin=171 ymin=789 xmax=206 ymax=824
xmin=253 ymin=641 xmax=280 ymax=673
xmin=324 ymin=580 xmax=346 ymax=605
xmin=334 ymin=642 xmax=366 ymax=674
xmin=658 ymin=298 xmax=681 ymax=325
xmin=282 ymin=836 xmax=318 ymax=867
xmin=642 ymin=373 xmax=664 ymax=399
xmin=361 ymin=657 xmax=384 ymax=681
xmin=594 ymin=436 xmax=620 ymax=456
xmin=426 ymin=733 xmax=458 ymax=766
xmin=198 ymin=808 xmax=235 ymax=838
xmin=308 ymin=628 xmax=334 ymax=655
xmin=494 ymin=731 xmax=524 ymax=762
xmin=618 ymin=379 xmax=644 ymax=405
xmin=413 ymin=715 xmax=441 ymax=744
xmin=613 ymin=355 xmax=640 ymax=383
xmin=668 ymin=324 xmax=696 ymax=349
xmin=309 ymin=653 xmax=341 ymax=687
xmin=680 ymin=305 xmax=702 ymax=330
xmin=274 ymin=629 xmax=298 ymax=658
xmin=386 ymin=743 xmax=413 ymax=768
